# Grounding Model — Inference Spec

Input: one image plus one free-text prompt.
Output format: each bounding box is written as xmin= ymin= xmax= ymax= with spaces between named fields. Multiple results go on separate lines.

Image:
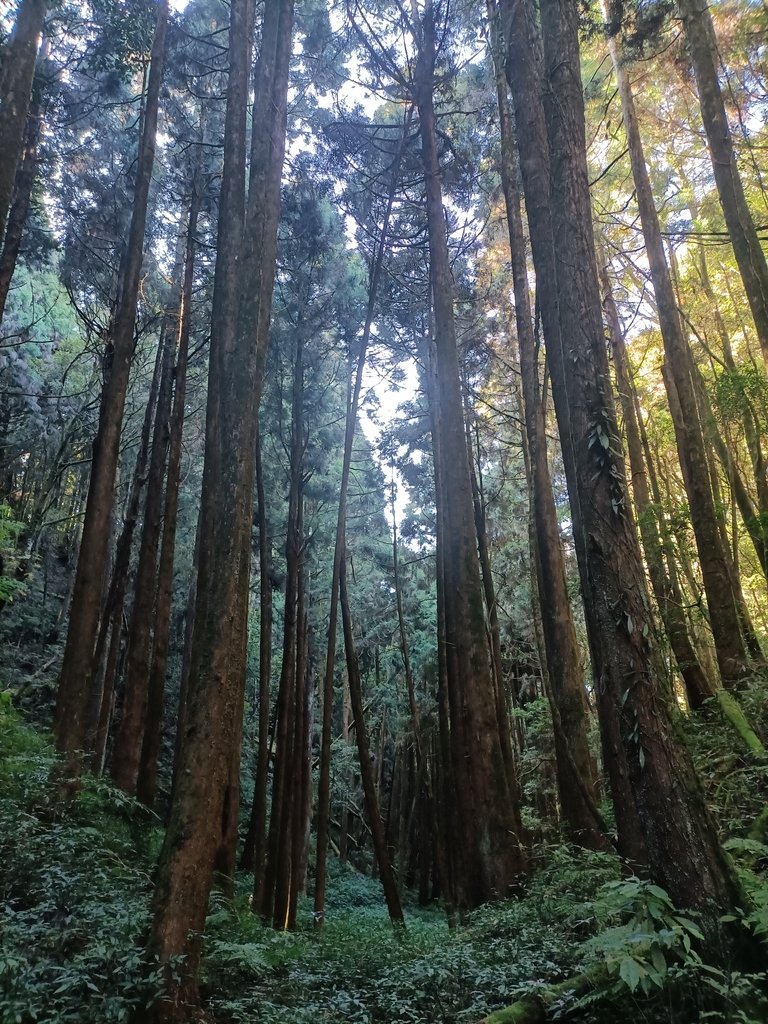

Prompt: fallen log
xmin=480 ymin=962 xmax=608 ymax=1023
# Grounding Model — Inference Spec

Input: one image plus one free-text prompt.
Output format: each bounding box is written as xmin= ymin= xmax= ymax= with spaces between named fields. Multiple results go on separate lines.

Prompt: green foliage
xmin=0 ymin=706 xmax=164 ymax=1023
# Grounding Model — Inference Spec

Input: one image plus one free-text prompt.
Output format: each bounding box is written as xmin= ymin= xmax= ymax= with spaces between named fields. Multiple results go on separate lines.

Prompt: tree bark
xmin=145 ymin=0 xmax=285 ymax=1012
xmin=677 ymin=0 xmax=768 ymax=366
xmin=536 ymin=0 xmax=757 ymax=952
xmin=605 ymin=21 xmax=751 ymax=687
xmin=112 ymin=321 xmax=174 ymax=794
xmin=489 ymin=6 xmax=605 ymax=850
xmin=0 ymin=40 xmax=48 ymax=324
xmin=414 ymin=4 xmax=525 ymax=907
xmin=0 ymin=0 xmax=47 ymax=243
xmin=499 ymin=0 xmax=646 ymax=866
xmin=54 ymin=0 xmax=169 ymax=779
xmin=600 ymin=259 xmax=716 ymax=710
xmin=136 ymin=185 xmax=201 ymax=808
xmin=339 ymin=553 xmax=405 ymax=927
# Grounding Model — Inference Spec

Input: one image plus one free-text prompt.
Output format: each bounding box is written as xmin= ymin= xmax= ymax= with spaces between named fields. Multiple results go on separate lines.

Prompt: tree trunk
xmin=145 ymin=0 xmax=293 ymax=1012
xmin=536 ymin=0 xmax=757 ymax=954
xmin=53 ymin=0 xmax=169 ymax=779
xmin=136 ymin=184 xmax=201 ymax=808
xmin=600 ymin=259 xmax=716 ymax=710
xmin=414 ymin=5 xmax=525 ymax=907
xmin=241 ymin=419 xmax=273 ymax=882
xmin=0 ymin=0 xmax=47 ymax=243
xmin=339 ymin=554 xmax=405 ymax=927
xmin=489 ymin=8 xmax=605 ymax=850
xmin=499 ymin=0 xmax=646 ymax=867
xmin=313 ymin=109 xmax=410 ymax=928
xmin=605 ymin=21 xmax=751 ymax=687
xmin=112 ymin=322 xmax=174 ymax=794
xmin=677 ymin=0 xmax=768 ymax=365
xmin=0 ymin=40 xmax=47 ymax=324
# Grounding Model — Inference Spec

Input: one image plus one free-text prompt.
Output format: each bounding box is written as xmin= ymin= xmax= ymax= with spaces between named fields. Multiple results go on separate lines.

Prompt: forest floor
xmin=2 ymin=696 xmax=768 ymax=1024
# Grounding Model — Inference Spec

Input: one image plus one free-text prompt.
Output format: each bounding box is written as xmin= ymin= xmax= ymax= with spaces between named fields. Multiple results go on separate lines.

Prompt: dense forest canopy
xmin=1 ymin=0 xmax=768 ymax=1020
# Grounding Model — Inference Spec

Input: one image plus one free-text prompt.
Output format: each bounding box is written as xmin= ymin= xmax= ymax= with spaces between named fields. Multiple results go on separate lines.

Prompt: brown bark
xmin=262 ymin=333 xmax=304 ymax=929
xmin=537 ymin=0 xmax=756 ymax=952
xmin=112 ymin=323 xmax=174 ymax=794
xmin=54 ymin=0 xmax=169 ymax=778
xmin=0 ymin=40 xmax=48 ymax=324
xmin=488 ymin=8 xmax=605 ymax=850
xmin=313 ymin=109 xmax=410 ymax=928
xmin=146 ymin=0 xmax=291 ymax=1012
xmin=240 ymin=419 xmax=273 ymax=883
xmin=677 ymin=0 xmax=768 ymax=366
xmin=339 ymin=553 xmax=405 ymax=927
xmin=85 ymin=328 xmax=166 ymax=763
xmin=414 ymin=4 xmax=525 ymax=907
xmin=600 ymin=260 xmax=716 ymax=710
xmin=499 ymin=0 xmax=646 ymax=866
xmin=0 ymin=0 xmax=47 ymax=243
xmin=605 ymin=23 xmax=751 ymax=687
xmin=136 ymin=185 xmax=200 ymax=808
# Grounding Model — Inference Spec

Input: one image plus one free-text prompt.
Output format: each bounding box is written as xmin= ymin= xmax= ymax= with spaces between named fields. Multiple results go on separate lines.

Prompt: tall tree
xmin=412 ymin=0 xmax=525 ymax=906
xmin=53 ymin=0 xmax=170 ymax=777
xmin=603 ymin=17 xmax=751 ymax=686
xmin=535 ymin=0 xmax=756 ymax=949
xmin=146 ymin=0 xmax=294 ymax=1012
xmin=0 ymin=0 xmax=47 ymax=243
xmin=674 ymin=0 xmax=768 ymax=366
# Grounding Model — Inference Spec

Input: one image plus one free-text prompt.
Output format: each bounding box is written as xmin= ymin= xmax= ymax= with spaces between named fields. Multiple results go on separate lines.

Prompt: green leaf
xmin=619 ymin=956 xmax=645 ymax=992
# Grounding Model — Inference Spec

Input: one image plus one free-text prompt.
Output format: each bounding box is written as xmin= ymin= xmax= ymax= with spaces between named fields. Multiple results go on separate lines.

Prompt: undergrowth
xmin=2 ymin=687 xmax=768 ymax=1024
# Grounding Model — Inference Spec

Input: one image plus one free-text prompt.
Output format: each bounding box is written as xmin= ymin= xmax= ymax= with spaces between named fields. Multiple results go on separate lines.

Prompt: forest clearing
xmin=1 ymin=0 xmax=768 ymax=1020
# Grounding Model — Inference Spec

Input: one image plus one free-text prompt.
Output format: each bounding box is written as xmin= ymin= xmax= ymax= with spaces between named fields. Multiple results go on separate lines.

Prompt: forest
xmin=1 ymin=0 xmax=768 ymax=1019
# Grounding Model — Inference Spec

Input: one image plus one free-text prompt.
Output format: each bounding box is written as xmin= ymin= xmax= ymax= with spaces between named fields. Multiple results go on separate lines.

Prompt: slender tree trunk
xmin=414 ymin=4 xmax=525 ymax=906
xmin=136 ymin=186 xmax=201 ymax=808
xmin=241 ymin=420 xmax=273 ymax=882
xmin=605 ymin=22 xmax=751 ymax=687
xmin=339 ymin=554 xmax=405 ymax=927
xmin=0 ymin=0 xmax=47 ymax=243
xmin=85 ymin=331 xmax=166 ymax=762
xmin=146 ymin=0 xmax=291 ymax=1011
xmin=263 ymin=333 xmax=304 ymax=929
xmin=313 ymin=109 xmax=410 ymax=928
xmin=676 ymin=0 xmax=768 ymax=365
xmin=54 ymin=0 xmax=169 ymax=778
xmin=112 ymin=324 xmax=174 ymax=794
xmin=498 ymin=0 xmax=646 ymax=866
xmin=536 ymin=0 xmax=758 ymax=954
xmin=600 ymin=259 xmax=716 ymax=709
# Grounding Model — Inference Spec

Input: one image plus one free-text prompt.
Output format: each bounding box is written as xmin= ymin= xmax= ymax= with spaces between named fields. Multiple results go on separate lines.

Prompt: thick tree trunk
xmin=499 ymin=0 xmax=646 ymax=867
xmin=0 ymin=0 xmax=47 ymax=243
xmin=537 ymin=0 xmax=756 ymax=953
xmin=146 ymin=0 xmax=294 ymax=1012
xmin=0 ymin=41 xmax=47 ymax=324
xmin=677 ymin=0 xmax=768 ymax=365
xmin=414 ymin=5 xmax=525 ymax=907
xmin=54 ymin=0 xmax=169 ymax=778
xmin=488 ymin=9 xmax=605 ymax=850
xmin=136 ymin=185 xmax=200 ymax=808
xmin=605 ymin=23 xmax=750 ymax=687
